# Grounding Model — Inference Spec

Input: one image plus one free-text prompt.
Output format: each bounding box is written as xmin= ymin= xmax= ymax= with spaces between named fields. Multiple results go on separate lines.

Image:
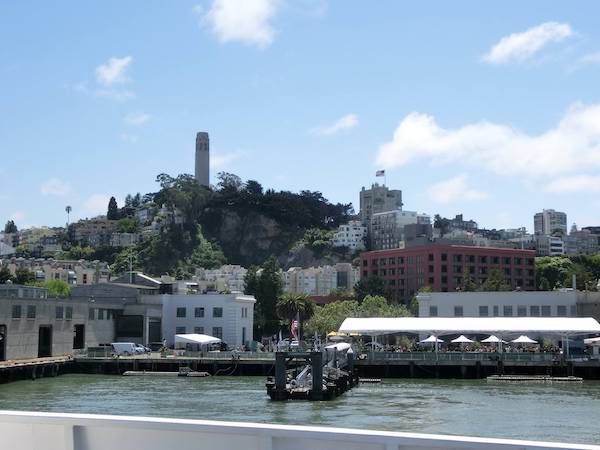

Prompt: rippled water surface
xmin=0 ymin=375 xmax=598 ymax=444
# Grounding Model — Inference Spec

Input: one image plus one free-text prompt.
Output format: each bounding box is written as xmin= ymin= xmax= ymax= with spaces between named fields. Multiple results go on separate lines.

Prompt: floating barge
xmin=266 ymin=344 xmax=358 ymax=401
xmin=487 ymin=375 xmax=583 ymax=383
xmin=123 ymin=367 xmax=210 ymax=377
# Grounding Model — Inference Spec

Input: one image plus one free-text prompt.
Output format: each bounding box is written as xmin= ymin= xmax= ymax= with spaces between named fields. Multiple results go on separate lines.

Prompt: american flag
xmin=376 ymin=169 xmax=385 ymax=177
xmin=290 ymin=312 xmax=300 ymax=342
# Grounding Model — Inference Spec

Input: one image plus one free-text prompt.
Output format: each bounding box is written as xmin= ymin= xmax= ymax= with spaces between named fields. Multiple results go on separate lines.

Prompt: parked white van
xmin=111 ymin=342 xmax=137 ymax=356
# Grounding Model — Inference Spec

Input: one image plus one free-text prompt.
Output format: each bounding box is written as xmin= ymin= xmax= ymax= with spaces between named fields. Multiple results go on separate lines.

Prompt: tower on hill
xmin=195 ymin=132 xmax=210 ymax=187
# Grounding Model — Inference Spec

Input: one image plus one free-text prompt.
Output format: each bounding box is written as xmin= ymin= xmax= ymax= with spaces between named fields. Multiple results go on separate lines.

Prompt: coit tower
xmin=195 ymin=132 xmax=210 ymax=186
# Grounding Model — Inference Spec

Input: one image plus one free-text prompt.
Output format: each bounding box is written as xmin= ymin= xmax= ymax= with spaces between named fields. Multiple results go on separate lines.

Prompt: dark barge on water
xmin=266 ymin=343 xmax=359 ymax=401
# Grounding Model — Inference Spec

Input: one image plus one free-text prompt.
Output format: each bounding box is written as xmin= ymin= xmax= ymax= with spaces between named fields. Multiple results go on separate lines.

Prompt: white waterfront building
xmin=161 ymin=293 xmax=255 ymax=348
xmin=417 ymin=291 xmax=578 ymax=319
xmin=332 ymin=220 xmax=367 ymax=251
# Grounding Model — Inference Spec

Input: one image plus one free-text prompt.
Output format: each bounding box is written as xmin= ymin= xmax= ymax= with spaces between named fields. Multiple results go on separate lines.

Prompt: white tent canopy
xmin=174 ymin=334 xmax=221 ymax=345
xmin=584 ymin=337 xmax=600 ymax=345
xmin=511 ymin=335 xmax=538 ymax=344
xmin=481 ymin=335 xmax=506 ymax=344
xmin=420 ymin=335 xmax=443 ymax=343
xmin=451 ymin=335 xmax=474 ymax=343
xmin=338 ymin=317 xmax=600 ymax=337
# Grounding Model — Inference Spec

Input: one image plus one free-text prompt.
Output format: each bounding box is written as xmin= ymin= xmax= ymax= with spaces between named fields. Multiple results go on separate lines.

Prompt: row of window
xmin=369 ymin=266 xmax=535 ymax=277
xmin=176 ymin=306 xmax=222 ymax=318
xmin=175 ymin=306 xmax=251 ymax=319
xmin=429 ymin=304 xmax=576 ymax=317
xmin=369 ymin=274 xmax=534 ymax=288
xmin=176 ymin=326 xmax=223 ymax=339
xmin=366 ymin=255 xmax=534 ymax=267
xmin=88 ymin=308 xmax=116 ymax=320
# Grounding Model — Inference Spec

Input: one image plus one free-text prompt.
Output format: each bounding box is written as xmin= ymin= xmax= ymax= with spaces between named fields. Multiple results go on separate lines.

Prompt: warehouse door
xmin=0 ymin=325 xmax=5 ymax=361
xmin=38 ymin=325 xmax=52 ymax=358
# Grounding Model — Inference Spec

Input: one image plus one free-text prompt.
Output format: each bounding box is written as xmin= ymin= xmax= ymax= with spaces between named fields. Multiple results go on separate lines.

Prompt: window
xmin=98 ymin=309 xmax=104 ymax=320
xmin=541 ymin=305 xmax=551 ymax=317
xmin=176 ymin=307 xmax=187 ymax=318
xmin=441 ymin=253 xmax=447 ymax=261
xmin=479 ymin=306 xmax=488 ymax=317
xmin=27 ymin=305 xmax=36 ymax=319
xmin=194 ymin=326 xmax=204 ymax=334
xmin=530 ymin=305 xmax=540 ymax=316
xmin=557 ymin=305 xmax=567 ymax=317
xmin=213 ymin=307 xmax=223 ymax=318
xmin=570 ymin=305 xmax=577 ymax=316
xmin=515 ymin=258 xmax=522 ymax=265
xmin=88 ymin=308 xmax=95 ymax=320
xmin=212 ymin=327 xmax=223 ymax=339
xmin=467 ymin=255 xmax=475 ymax=263
xmin=454 ymin=306 xmax=463 ymax=317
xmin=12 ymin=305 xmax=22 ymax=319
xmin=479 ymin=256 xmax=487 ymax=264
xmin=176 ymin=326 xmax=186 ymax=334
xmin=493 ymin=305 xmax=499 ymax=317
xmin=504 ymin=268 xmax=511 ymax=276
xmin=83 ymin=274 xmax=88 ymax=284
xmin=389 ymin=258 xmax=395 ymax=265
xmin=492 ymin=256 xmax=500 ymax=264
xmin=452 ymin=254 xmax=462 ymax=263
xmin=453 ymin=265 xmax=462 ymax=273
xmin=428 ymin=265 xmax=434 ymax=273
xmin=363 ymin=259 xmax=368 ymax=267
xmin=56 ymin=306 xmax=64 ymax=319
xmin=194 ymin=307 xmax=204 ymax=318
xmin=428 ymin=254 xmax=434 ymax=261
xmin=503 ymin=306 xmax=513 ymax=317
xmin=517 ymin=306 xmax=527 ymax=317
xmin=503 ymin=257 xmax=511 ymax=265
xmin=65 ymin=306 xmax=73 ymax=320
xmin=429 ymin=306 xmax=438 ymax=317
xmin=441 ymin=276 xmax=448 ymax=284
xmin=428 ymin=277 xmax=434 ymax=284
xmin=241 ymin=307 xmax=248 ymax=318
xmin=441 ymin=265 xmax=447 ymax=273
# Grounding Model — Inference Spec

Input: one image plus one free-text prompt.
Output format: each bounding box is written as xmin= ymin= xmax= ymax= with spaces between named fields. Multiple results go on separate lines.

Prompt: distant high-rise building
xmin=359 ymin=183 xmax=403 ymax=227
xmin=534 ymin=209 xmax=567 ymax=236
xmin=195 ymin=132 xmax=210 ymax=186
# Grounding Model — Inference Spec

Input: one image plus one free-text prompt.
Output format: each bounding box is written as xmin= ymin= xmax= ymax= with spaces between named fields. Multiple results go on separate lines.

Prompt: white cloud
xmin=95 ymin=56 xmax=133 ymax=85
xmin=124 ymin=112 xmax=151 ymax=126
xmin=310 ymin=113 xmax=358 ymax=136
xmin=570 ymin=52 xmax=600 ymax=72
xmin=83 ymin=194 xmax=123 ymax=217
xmin=40 ymin=178 xmax=72 ymax=197
xmin=200 ymin=0 xmax=279 ymax=48
xmin=545 ymin=175 xmax=600 ymax=193
xmin=375 ymin=103 xmax=600 ymax=180
xmin=212 ymin=150 xmax=246 ymax=169
xmin=426 ymin=175 xmax=488 ymax=204
xmin=96 ymin=89 xmax=135 ymax=102
xmin=120 ymin=133 xmax=138 ymax=144
xmin=482 ymin=22 xmax=573 ymax=64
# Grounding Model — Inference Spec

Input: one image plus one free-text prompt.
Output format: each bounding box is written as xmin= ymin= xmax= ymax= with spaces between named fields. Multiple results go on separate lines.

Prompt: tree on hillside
xmin=244 ymin=256 xmax=283 ymax=337
xmin=329 ymin=287 xmax=352 ymax=297
xmin=535 ymin=257 xmax=574 ymax=290
xmin=353 ymin=276 xmax=389 ymax=303
xmin=107 ymin=196 xmax=119 ymax=220
xmin=4 ymin=220 xmax=17 ymax=233
xmin=479 ymin=269 xmax=511 ymax=292
xmin=14 ymin=268 xmax=35 ymax=285
xmin=276 ymin=293 xmax=315 ymax=325
xmin=0 ymin=266 xmax=12 ymax=284
xmin=35 ymin=279 xmax=71 ymax=297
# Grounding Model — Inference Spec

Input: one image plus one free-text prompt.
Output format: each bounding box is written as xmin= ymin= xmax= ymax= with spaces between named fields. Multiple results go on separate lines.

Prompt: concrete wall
xmin=0 ymin=297 xmax=118 ymax=360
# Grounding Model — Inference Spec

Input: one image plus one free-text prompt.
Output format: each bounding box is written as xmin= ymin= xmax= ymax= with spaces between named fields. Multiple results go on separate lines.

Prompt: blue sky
xmin=1 ymin=1 xmax=600 ymax=232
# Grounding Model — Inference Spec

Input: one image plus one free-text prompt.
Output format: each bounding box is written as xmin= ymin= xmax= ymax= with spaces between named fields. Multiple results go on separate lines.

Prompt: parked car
xmin=134 ymin=344 xmax=151 ymax=353
xmin=111 ymin=342 xmax=138 ymax=356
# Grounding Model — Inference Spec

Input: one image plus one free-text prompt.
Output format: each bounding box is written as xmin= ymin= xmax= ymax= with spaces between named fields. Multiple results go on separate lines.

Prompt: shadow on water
xmin=0 ymin=375 xmax=599 ymax=444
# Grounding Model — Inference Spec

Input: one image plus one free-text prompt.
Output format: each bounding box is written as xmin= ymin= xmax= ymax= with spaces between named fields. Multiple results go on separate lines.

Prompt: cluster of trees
xmin=536 ymin=255 xmax=600 ymax=291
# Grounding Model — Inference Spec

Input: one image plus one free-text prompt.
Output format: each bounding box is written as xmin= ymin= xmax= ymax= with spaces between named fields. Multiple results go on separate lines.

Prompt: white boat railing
xmin=0 ymin=411 xmax=597 ymax=450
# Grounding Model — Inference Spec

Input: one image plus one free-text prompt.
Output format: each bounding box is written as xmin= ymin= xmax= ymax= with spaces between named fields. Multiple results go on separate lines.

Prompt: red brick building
xmin=360 ymin=244 xmax=536 ymax=303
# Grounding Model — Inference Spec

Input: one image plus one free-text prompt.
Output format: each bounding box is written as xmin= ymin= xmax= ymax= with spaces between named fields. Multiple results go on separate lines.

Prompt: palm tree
xmin=65 ymin=205 xmax=72 ymax=226
xmin=276 ymin=292 xmax=316 ymax=324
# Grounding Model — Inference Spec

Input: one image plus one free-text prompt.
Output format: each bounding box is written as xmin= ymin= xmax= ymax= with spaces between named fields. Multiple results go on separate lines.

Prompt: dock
xmin=265 ymin=347 xmax=359 ymax=401
xmin=487 ymin=375 xmax=583 ymax=383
